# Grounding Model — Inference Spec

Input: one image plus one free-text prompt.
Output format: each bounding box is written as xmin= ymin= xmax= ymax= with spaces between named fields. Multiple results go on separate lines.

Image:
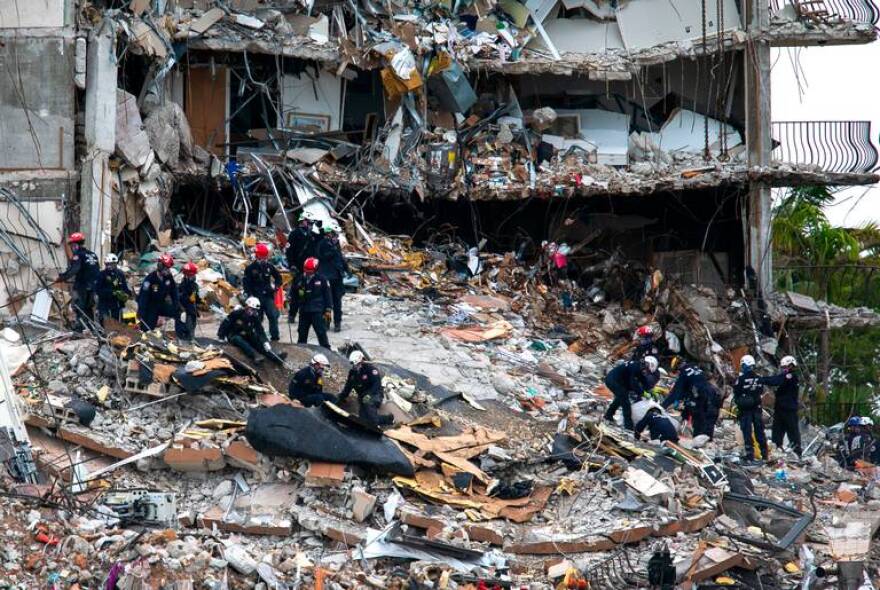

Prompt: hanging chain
xmin=702 ymin=0 xmax=710 ymax=162
xmin=717 ymin=0 xmax=729 ymax=160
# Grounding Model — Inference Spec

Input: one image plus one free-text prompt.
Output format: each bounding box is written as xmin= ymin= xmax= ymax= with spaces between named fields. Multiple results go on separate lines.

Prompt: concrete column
xmin=79 ymin=19 xmax=117 ymax=259
xmin=744 ymin=0 xmax=773 ymax=293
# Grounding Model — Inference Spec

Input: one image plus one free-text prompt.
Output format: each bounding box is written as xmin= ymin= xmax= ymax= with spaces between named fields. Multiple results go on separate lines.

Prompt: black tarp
xmin=245 ymin=405 xmax=414 ymax=476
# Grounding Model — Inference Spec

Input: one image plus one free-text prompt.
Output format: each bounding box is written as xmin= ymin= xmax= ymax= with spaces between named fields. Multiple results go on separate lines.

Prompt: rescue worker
xmin=289 ymin=257 xmax=332 ymax=349
xmin=242 ymin=243 xmax=282 ymax=342
xmin=603 ymin=355 xmax=660 ymax=430
xmin=337 ymin=350 xmax=393 ymax=427
xmin=94 ymin=253 xmax=130 ymax=325
xmin=286 ymin=211 xmax=314 ymax=276
xmin=178 ymin=262 xmax=201 ymax=341
xmin=662 ymin=361 xmax=721 ymax=440
xmin=316 ymin=221 xmax=349 ymax=332
xmin=733 ymin=354 xmax=769 ymax=465
xmin=218 ymin=297 xmax=287 ymax=365
xmin=632 ymin=399 xmax=680 ymax=443
xmin=837 ymin=417 xmax=877 ymax=469
xmin=289 ymin=354 xmax=336 ymax=407
xmin=56 ymin=232 xmax=100 ymax=332
xmin=759 ymin=355 xmax=802 ymax=457
xmin=137 ymin=254 xmax=183 ymax=336
xmin=632 ymin=325 xmax=660 ymax=361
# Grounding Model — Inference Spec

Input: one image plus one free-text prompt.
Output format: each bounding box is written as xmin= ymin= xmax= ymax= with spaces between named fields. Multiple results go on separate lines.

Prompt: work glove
xmin=323 ymin=309 xmax=332 ymax=324
xmin=114 ymin=290 xmax=128 ymax=303
xmin=180 ymin=311 xmax=187 ymax=323
xmin=263 ymin=342 xmax=272 ymax=353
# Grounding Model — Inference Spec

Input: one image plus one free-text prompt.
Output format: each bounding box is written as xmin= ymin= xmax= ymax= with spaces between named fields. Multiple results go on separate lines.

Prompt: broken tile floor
xmin=2 ymin=240 xmax=880 ymax=590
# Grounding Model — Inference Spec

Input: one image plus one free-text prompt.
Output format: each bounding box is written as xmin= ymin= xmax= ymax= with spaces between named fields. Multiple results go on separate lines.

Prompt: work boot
xmin=333 ymin=324 xmax=341 ymax=333
xmin=278 ymin=351 xmax=288 ymax=360
xmin=271 ymin=336 xmax=280 ymax=342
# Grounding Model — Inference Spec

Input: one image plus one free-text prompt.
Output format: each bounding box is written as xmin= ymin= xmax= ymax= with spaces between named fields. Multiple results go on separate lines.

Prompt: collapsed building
xmin=2 ymin=0 xmax=880 ymax=588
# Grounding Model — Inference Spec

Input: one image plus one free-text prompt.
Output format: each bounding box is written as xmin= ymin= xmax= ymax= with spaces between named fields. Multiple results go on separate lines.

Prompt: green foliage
xmin=772 ymin=186 xmax=880 ymax=424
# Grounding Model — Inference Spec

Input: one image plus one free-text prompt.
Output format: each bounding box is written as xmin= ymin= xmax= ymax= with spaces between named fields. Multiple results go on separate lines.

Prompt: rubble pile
xmin=2 ymin=224 xmax=880 ymax=589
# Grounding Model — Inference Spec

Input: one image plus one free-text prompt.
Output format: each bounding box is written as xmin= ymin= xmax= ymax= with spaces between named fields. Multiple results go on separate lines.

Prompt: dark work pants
xmin=256 ymin=294 xmax=280 ymax=340
xmin=772 ymin=408 xmax=802 ymax=456
xmin=739 ymin=409 xmax=769 ymax=460
xmin=141 ymin=304 xmax=185 ymax=338
xmin=229 ymin=334 xmax=285 ymax=365
xmin=360 ymin=399 xmax=393 ymax=427
xmin=297 ymin=311 xmax=330 ymax=348
xmin=694 ymin=406 xmax=720 ymax=440
xmin=329 ymin=277 xmax=344 ymax=328
xmin=97 ymin=302 xmax=123 ymax=326
xmin=181 ymin=304 xmax=198 ymax=340
xmin=72 ymin=287 xmax=95 ymax=332
xmin=647 ymin=416 xmax=679 ymax=443
xmin=604 ymin=378 xmax=634 ymax=430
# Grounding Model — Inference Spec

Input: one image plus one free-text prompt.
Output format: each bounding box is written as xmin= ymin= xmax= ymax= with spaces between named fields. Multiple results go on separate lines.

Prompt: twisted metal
xmin=769 ymin=0 xmax=880 ymax=25
xmin=770 ymin=120 xmax=879 ymax=174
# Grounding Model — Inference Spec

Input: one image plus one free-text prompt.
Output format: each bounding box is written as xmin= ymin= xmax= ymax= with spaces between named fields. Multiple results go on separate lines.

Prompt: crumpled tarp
xmin=245 ymin=405 xmax=414 ymax=476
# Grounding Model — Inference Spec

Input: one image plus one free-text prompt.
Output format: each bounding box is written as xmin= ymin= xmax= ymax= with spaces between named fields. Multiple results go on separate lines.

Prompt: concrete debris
xmin=0 ymin=0 xmax=879 ymax=587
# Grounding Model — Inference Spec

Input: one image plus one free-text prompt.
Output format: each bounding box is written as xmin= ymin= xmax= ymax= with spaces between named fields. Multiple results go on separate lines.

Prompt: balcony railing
xmin=770 ymin=120 xmax=879 ymax=174
xmin=769 ymin=0 xmax=880 ymax=25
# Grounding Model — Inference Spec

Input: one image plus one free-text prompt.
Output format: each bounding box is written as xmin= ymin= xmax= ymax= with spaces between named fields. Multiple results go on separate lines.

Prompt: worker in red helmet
xmin=632 ymin=324 xmax=660 ymax=362
xmin=288 ymin=257 xmax=332 ymax=348
xmin=56 ymin=232 xmax=100 ymax=332
xmin=178 ymin=262 xmax=201 ymax=341
xmin=243 ymin=243 xmax=282 ymax=342
xmin=137 ymin=253 xmax=183 ymax=335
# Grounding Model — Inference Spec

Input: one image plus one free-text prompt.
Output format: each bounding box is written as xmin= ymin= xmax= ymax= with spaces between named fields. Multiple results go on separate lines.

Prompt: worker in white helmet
xmin=218 ymin=297 xmax=287 ymax=365
xmin=732 ymin=354 xmax=768 ymax=465
xmin=759 ymin=355 xmax=802 ymax=457
xmin=289 ymin=353 xmax=336 ymax=407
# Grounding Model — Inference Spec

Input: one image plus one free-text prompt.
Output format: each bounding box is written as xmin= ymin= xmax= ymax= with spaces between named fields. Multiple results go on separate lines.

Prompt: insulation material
xmin=616 ymin=0 xmax=742 ymax=51
xmin=528 ymin=18 xmax=624 ymax=54
xmin=654 ymin=108 xmax=742 ymax=155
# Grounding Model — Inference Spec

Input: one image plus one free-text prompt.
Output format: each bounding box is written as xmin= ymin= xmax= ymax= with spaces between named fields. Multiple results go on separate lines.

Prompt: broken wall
xmin=0 ymin=37 xmax=76 ymax=171
xmin=0 ymin=0 xmax=67 ymax=28
xmin=280 ymin=68 xmax=343 ymax=132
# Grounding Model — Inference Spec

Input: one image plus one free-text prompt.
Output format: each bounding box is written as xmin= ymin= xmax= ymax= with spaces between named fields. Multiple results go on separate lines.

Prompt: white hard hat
xmin=780 ymin=355 xmax=797 ymax=368
xmin=300 ymin=209 xmax=317 ymax=221
xmin=311 ymin=353 xmax=329 ymax=367
xmin=740 ymin=354 xmax=756 ymax=368
xmin=349 ymin=350 xmax=364 ymax=365
xmin=862 ymin=417 xmax=875 ymax=426
xmin=245 ymin=296 xmax=261 ymax=310
xmin=643 ymin=355 xmax=659 ymax=373
xmin=104 ymin=253 xmax=118 ymax=264
xmin=311 ymin=224 xmax=322 ymax=235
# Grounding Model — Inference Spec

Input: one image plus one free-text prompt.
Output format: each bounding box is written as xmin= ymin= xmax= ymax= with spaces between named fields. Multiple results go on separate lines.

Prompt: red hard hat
xmin=637 ymin=325 xmax=654 ymax=337
xmin=303 ymin=257 xmax=319 ymax=273
xmin=67 ymin=232 xmax=85 ymax=244
xmin=254 ymin=243 xmax=270 ymax=259
xmin=182 ymin=262 xmax=198 ymax=276
xmin=158 ymin=253 xmax=174 ymax=268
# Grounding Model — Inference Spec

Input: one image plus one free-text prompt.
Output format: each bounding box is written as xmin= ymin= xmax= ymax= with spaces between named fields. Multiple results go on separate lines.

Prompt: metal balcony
xmin=770 ymin=120 xmax=879 ymax=174
xmin=769 ymin=0 xmax=880 ymax=25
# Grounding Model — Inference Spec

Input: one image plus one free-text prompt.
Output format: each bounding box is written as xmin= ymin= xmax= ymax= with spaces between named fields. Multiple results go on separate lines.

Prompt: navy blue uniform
xmin=137 ymin=270 xmax=183 ymax=336
xmin=664 ymin=364 xmax=721 ymax=439
xmin=94 ymin=268 xmax=130 ymax=324
xmin=316 ymin=235 xmax=349 ymax=329
xmin=631 ymin=337 xmax=659 ymax=362
xmin=218 ymin=307 xmax=284 ymax=365
xmin=289 ymin=273 xmax=331 ymax=348
xmin=242 ymin=260 xmax=282 ymax=341
xmin=289 ymin=365 xmax=335 ymax=407
xmin=733 ymin=372 xmax=768 ymax=461
xmin=178 ymin=276 xmax=201 ymax=340
xmin=59 ymin=246 xmax=100 ymax=331
xmin=760 ymin=371 xmax=802 ymax=456
xmin=338 ymin=362 xmax=393 ymax=426
xmin=604 ymin=361 xmax=657 ymax=430
xmin=635 ymin=410 xmax=679 ymax=443
xmin=286 ymin=226 xmax=312 ymax=273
